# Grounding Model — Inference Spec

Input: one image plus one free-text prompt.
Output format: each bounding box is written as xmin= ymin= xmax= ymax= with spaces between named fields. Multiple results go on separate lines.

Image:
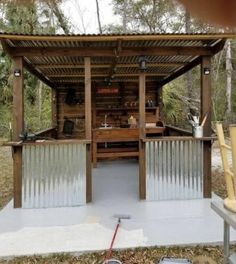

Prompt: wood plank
xmin=203 ymin=140 xmax=212 ymax=198
xmin=160 ymin=57 xmax=202 ymax=86
xmin=38 ymin=62 xmax=185 ymax=69
xmin=51 ymin=88 xmax=57 ymax=134
xmin=94 ymin=128 xmax=139 ymax=141
xmin=145 ymin=127 xmax=165 ymax=134
xmin=201 ymin=56 xmax=211 ymax=136
xmin=201 ymin=56 xmax=212 ymax=198
xmin=139 ymin=141 xmax=146 ymax=199
xmin=13 ymin=146 xmax=22 ymax=208
xmin=13 ymin=56 xmax=24 ymax=141
xmin=21 ymin=139 xmax=91 ymax=145
xmin=86 ymin=144 xmax=92 ymax=203
xmin=142 ymin=137 xmax=212 ymax=142
xmin=97 ymin=151 xmax=139 ymax=158
xmin=49 ymin=73 xmax=168 ymax=78
xmin=139 ymin=73 xmax=146 ymax=200
xmin=92 ymin=141 xmax=97 ymax=168
xmin=10 ymin=46 xmax=213 ymax=57
xmin=23 ymin=59 xmax=54 ymax=88
xmin=97 ymin=147 xmax=138 ymax=153
xmin=139 ymin=73 xmax=146 ymax=139
xmin=85 ymin=57 xmax=91 ymax=140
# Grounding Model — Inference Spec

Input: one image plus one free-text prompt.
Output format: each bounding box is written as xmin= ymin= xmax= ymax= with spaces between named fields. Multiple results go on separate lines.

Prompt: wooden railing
xmin=165 ymin=125 xmax=192 ymax=137
xmin=35 ymin=126 xmax=57 ymax=139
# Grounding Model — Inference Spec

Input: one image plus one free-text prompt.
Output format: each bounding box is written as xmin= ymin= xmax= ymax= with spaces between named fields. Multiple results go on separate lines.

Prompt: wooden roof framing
xmin=0 ymin=32 xmax=234 ymax=88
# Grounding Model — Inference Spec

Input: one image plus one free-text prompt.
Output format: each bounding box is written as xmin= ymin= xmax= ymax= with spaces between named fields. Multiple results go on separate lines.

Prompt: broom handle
xmin=105 ymin=222 xmax=120 ymax=262
xmin=201 ymin=112 xmax=209 ymax=127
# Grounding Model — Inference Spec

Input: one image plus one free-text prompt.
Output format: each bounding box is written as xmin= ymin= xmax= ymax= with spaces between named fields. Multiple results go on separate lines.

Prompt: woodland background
xmin=0 ymin=0 xmax=235 ymax=139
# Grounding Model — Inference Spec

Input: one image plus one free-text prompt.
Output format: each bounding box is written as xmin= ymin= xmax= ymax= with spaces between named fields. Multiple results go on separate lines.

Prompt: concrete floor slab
xmin=0 ymin=159 xmax=234 ymax=257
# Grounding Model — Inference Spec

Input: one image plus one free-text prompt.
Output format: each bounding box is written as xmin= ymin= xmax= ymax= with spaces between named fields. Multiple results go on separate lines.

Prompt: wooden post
xmin=139 ymin=73 xmax=146 ymax=199
xmin=84 ymin=57 xmax=92 ymax=202
xmin=12 ymin=56 xmax=24 ymax=208
xmin=201 ymin=56 xmax=212 ymax=198
xmin=13 ymin=57 xmax=24 ymax=141
xmin=51 ymin=88 xmax=58 ymax=138
xmin=157 ymin=85 xmax=164 ymax=121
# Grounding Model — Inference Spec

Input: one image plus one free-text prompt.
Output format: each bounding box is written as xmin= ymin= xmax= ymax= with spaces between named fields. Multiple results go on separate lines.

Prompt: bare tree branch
xmin=95 ymin=0 xmax=102 ymax=34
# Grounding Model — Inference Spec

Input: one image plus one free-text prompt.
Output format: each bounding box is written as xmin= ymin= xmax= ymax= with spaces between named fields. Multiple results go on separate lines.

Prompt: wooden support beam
xmin=201 ymin=56 xmax=211 ymax=136
xmin=12 ymin=56 xmax=24 ymax=208
xmin=85 ymin=57 xmax=92 ymax=140
xmin=1 ymin=40 xmax=13 ymax=57
xmin=201 ymin=56 xmax=212 ymax=198
xmin=37 ymin=62 xmax=185 ymax=69
xmin=139 ymin=73 xmax=146 ymax=200
xmin=23 ymin=59 xmax=54 ymax=88
xmin=13 ymin=57 xmax=24 ymax=141
xmin=86 ymin=144 xmax=92 ymax=203
xmin=160 ymin=57 xmax=201 ymax=86
xmin=48 ymin=73 xmax=168 ymax=78
xmin=13 ymin=146 xmax=22 ymax=208
xmin=212 ymin=39 xmax=226 ymax=54
xmin=84 ymin=57 xmax=92 ymax=203
xmin=51 ymin=88 xmax=58 ymax=138
xmin=9 ymin=46 xmax=213 ymax=57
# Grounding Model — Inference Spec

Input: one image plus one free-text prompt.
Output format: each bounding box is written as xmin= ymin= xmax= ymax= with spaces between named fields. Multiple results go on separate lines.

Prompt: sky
xmin=62 ymin=0 xmax=119 ymax=34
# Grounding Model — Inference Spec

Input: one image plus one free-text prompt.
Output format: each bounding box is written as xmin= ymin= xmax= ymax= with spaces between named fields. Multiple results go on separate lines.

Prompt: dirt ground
xmin=0 ymin=245 xmax=227 ymax=264
xmin=0 ymin=144 xmax=13 ymax=209
xmin=0 ymin=141 xmax=231 ymax=263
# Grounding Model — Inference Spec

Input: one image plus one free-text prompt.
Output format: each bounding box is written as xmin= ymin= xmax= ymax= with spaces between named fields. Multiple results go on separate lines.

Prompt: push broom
xmin=103 ymin=214 xmax=131 ymax=264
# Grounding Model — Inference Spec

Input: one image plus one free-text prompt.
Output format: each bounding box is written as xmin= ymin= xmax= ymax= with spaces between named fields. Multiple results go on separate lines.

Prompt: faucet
xmin=104 ymin=114 xmax=107 ymax=127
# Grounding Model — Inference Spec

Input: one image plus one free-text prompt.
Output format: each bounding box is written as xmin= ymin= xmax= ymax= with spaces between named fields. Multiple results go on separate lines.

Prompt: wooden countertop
xmin=5 ymin=139 xmax=91 ymax=146
xmin=92 ymin=127 xmax=138 ymax=131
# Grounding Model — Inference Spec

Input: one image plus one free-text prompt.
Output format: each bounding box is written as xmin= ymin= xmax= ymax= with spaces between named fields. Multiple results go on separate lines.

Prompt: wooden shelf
xmin=95 ymin=107 xmax=157 ymax=111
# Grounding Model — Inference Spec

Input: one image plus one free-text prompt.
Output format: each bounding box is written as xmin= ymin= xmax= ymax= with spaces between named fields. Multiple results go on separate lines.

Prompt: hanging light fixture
xmin=138 ymin=56 xmax=148 ymax=71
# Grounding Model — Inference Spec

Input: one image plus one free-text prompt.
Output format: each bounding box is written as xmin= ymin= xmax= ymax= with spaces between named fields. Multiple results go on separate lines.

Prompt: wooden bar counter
xmin=92 ymin=128 xmax=139 ymax=167
xmin=92 ymin=126 xmax=165 ymax=167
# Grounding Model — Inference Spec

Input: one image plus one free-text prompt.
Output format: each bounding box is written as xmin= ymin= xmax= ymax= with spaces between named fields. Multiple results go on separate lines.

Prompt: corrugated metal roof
xmin=0 ymin=32 xmax=231 ymax=86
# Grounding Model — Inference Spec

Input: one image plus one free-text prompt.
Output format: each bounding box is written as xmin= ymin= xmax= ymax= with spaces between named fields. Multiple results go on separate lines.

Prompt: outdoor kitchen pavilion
xmin=0 ymin=32 xmax=232 ymax=208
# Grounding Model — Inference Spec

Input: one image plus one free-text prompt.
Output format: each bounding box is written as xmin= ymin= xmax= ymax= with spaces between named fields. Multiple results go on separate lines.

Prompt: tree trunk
xmin=185 ymin=9 xmax=194 ymax=111
xmin=226 ymin=40 xmax=232 ymax=117
xmin=46 ymin=0 xmax=70 ymax=34
xmin=122 ymin=1 xmax=128 ymax=33
xmin=95 ymin=0 xmax=102 ymax=34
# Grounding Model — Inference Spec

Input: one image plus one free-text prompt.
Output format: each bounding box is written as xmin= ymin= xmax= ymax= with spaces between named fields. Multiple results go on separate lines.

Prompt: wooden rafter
xmin=1 ymin=39 xmax=13 ymax=56
xmin=212 ymin=39 xmax=226 ymax=54
xmin=48 ymin=73 xmax=168 ymax=78
xmin=36 ymin=62 xmax=185 ymax=69
xmin=9 ymin=46 xmax=213 ymax=57
xmin=159 ymin=56 xmax=202 ymax=86
xmin=23 ymin=59 xmax=55 ymax=88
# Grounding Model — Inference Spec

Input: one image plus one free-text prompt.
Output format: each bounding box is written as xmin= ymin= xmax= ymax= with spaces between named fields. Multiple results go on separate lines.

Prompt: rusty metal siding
xmin=22 ymin=143 xmax=86 ymax=208
xmin=146 ymin=139 xmax=203 ymax=200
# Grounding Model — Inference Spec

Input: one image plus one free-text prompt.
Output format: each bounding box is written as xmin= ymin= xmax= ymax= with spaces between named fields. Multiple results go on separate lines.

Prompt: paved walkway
xmin=0 ymin=159 xmax=235 ymax=257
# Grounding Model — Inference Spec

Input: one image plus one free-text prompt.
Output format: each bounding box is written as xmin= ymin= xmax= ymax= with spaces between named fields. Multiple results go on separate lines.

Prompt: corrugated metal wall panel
xmin=22 ymin=143 xmax=86 ymax=208
xmin=146 ymin=140 xmax=203 ymax=200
